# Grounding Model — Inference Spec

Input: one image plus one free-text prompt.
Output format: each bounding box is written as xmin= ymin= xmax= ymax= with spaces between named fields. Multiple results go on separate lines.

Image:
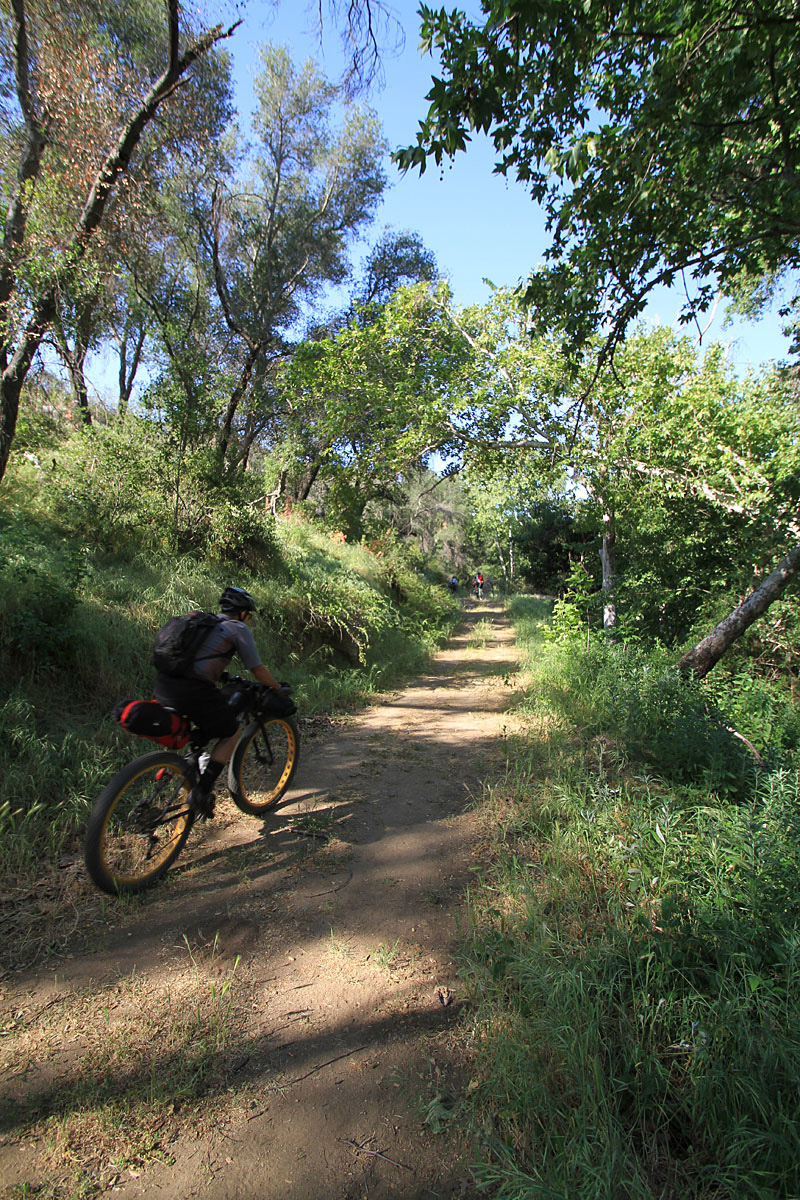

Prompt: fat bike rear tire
xmin=85 ymin=752 xmax=194 ymax=895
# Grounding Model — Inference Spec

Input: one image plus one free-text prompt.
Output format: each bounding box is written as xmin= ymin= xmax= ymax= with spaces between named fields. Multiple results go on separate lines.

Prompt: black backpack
xmin=152 ymin=612 xmax=224 ymax=678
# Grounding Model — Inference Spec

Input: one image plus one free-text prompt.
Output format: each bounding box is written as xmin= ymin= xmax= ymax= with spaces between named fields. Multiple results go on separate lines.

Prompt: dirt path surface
xmin=1 ymin=600 xmax=518 ymax=1200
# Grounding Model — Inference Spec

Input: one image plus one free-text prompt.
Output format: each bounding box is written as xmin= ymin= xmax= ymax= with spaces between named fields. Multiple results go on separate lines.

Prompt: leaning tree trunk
xmin=679 ymin=541 xmax=800 ymax=680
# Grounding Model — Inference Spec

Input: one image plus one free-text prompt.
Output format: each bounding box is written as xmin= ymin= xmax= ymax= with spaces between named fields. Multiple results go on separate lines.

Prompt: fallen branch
xmin=727 ymin=726 xmax=765 ymax=765
xmin=337 ymin=1136 xmax=415 ymax=1172
xmin=310 ymin=870 xmax=354 ymax=897
xmin=287 ymin=1045 xmax=366 ymax=1085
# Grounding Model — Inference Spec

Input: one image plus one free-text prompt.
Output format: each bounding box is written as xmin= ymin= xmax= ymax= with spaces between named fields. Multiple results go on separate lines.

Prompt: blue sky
xmin=218 ymin=0 xmax=793 ymax=374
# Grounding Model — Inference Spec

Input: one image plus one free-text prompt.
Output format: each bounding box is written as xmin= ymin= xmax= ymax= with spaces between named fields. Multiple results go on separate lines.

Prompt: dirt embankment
xmin=0 ymin=600 xmax=519 ymax=1200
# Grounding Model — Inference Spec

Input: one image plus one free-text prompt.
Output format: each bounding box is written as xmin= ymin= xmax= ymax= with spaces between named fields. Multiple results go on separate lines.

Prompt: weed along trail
xmin=0 ymin=600 xmax=519 ymax=1200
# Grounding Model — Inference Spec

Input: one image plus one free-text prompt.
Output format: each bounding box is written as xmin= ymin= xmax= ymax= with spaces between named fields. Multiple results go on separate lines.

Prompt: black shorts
xmin=153 ymin=674 xmax=239 ymax=740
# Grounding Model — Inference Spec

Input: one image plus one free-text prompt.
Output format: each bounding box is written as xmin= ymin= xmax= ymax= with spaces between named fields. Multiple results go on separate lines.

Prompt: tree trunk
xmin=217 ymin=344 xmax=260 ymax=466
xmin=268 ymin=468 xmax=287 ymax=515
xmin=117 ymin=320 xmax=146 ymax=420
xmin=57 ymin=332 xmax=91 ymax=426
xmin=0 ymin=291 xmax=56 ymax=478
xmin=679 ymin=541 xmax=800 ymax=680
xmin=599 ymin=507 xmax=617 ymax=632
xmin=493 ymin=533 xmax=508 ymax=584
xmin=0 ymin=370 xmax=24 ymax=479
xmin=296 ymin=454 xmax=328 ymax=501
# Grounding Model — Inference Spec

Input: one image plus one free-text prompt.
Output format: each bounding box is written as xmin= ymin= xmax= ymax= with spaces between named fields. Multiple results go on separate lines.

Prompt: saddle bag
xmin=112 ymin=699 xmax=191 ymax=749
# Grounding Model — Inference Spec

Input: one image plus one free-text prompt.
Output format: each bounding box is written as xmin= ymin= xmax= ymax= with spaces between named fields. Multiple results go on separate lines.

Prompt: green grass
xmin=467 ymin=618 xmax=494 ymax=649
xmin=460 ymin=595 xmax=800 ymax=1199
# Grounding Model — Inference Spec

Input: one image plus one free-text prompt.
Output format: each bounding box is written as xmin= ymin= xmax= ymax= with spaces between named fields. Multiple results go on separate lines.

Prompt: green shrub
xmin=206 ymin=500 xmax=282 ymax=572
xmin=49 ymin=421 xmax=169 ymax=554
xmin=0 ymin=515 xmax=87 ymax=666
xmin=539 ymin=638 xmax=756 ymax=799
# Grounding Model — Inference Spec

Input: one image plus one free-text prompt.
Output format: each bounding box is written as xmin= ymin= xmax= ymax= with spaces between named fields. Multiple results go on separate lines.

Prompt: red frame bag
xmin=112 ymin=699 xmax=190 ymax=749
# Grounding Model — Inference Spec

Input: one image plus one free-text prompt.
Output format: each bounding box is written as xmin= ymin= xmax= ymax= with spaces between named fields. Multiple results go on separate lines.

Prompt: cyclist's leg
xmin=154 ymin=675 xmax=239 ymax=815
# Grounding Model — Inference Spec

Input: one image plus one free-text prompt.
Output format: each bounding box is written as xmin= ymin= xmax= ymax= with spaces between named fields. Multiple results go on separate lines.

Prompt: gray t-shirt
xmin=190 ymin=615 xmax=262 ymax=683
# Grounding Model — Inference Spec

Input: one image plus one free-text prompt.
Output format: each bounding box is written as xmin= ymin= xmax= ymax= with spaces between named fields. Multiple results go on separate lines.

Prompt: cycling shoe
xmin=188 ymin=785 xmax=216 ymax=820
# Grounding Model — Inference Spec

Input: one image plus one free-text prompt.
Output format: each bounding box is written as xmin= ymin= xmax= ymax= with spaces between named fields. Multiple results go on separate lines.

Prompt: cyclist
xmin=153 ymin=586 xmax=284 ymax=817
xmin=473 ymin=571 xmax=484 ymax=600
xmin=448 ymin=575 xmax=458 ymax=594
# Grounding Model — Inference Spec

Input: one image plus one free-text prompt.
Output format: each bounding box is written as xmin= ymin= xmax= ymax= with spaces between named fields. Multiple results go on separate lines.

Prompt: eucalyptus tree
xmin=0 ymin=0 xmax=237 ymax=482
xmin=190 ymin=43 xmax=388 ymax=472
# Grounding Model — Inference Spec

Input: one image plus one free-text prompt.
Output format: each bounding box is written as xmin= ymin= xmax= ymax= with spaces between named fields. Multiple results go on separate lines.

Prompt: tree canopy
xmin=397 ymin=0 xmax=800 ymax=360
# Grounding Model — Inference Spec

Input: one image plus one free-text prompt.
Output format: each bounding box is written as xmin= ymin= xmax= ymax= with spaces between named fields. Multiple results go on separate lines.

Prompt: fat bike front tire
xmin=85 ymin=752 xmax=194 ymax=895
xmin=228 ymin=717 xmax=300 ymax=815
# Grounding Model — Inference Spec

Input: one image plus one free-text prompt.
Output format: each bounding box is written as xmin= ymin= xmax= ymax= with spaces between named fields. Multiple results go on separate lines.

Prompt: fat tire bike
xmin=84 ymin=679 xmax=300 ymax=896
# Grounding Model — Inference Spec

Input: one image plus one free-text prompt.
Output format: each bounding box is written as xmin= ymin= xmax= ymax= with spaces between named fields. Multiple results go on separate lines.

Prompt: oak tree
xmin=0 ymin=0 xmax=237 ymax=481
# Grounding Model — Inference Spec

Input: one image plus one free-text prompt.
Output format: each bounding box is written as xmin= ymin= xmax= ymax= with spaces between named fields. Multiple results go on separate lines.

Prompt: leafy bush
xmin=546 ymin=560 xmax=602 ymax=642
xmin=539 ymin=636 xmax=756 ymax=798
xmin=704 ymin=669 xmax=800 ymax=761
xmin=49 ymin=421 xmax=167 ymax=554
xmin=0 ymin=515 xmax=87 ymax=666
xmin=206 ymin=500 xmax=282 ymax=571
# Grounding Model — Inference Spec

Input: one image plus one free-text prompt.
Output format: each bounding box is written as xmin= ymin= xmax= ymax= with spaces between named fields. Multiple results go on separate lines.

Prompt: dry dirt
xmin=0 ymin=599 xmax=520 ymax=1200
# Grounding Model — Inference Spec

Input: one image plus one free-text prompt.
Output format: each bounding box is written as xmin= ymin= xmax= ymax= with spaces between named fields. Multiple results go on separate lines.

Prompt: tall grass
xmin=461 ymin=596 xmax=800 ymax=1199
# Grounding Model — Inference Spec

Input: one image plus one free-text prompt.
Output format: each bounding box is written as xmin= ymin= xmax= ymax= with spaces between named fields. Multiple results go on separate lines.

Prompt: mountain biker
xmin=473 ymin=571 xmax=484 ymax=599
xmin=153 ymin=586 xmax=284 ymax=817
xmin=448 ymin=575 xmax=458 ymax=594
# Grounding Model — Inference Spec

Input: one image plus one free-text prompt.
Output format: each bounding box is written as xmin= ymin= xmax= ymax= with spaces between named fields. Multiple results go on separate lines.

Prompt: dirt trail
xmin=1 ymin=600 xmax=519 ymax=1200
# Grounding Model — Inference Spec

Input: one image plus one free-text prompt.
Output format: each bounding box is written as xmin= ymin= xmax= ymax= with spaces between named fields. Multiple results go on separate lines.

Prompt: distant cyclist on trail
xmin=448 ymin=575 xmax=458 ymax=594
xmin=153 ymin=586 xmax=285 ymax=818
xmin=473 ymin=572 xmax=484 ymax=600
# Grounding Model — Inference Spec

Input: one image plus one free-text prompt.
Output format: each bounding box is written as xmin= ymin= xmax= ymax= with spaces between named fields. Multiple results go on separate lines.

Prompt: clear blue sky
xmin=217 ymin=0 xmax=793 ymax=374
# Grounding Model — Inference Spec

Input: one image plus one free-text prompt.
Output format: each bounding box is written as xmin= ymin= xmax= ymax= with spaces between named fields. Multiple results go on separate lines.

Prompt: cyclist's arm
xmin=251 ymin=663 xmax=282 ymax=691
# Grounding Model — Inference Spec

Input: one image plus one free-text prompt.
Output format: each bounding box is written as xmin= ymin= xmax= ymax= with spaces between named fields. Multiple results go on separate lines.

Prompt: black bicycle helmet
xmin=219 ymin=586 xmax=258 ymax=614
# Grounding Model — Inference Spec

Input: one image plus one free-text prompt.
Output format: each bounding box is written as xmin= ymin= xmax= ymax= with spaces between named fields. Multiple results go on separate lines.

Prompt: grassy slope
xmin=0 ymin=490 xmax=459 ymax=882
xmin=461 ymin=597 xmax=800 ymax=1200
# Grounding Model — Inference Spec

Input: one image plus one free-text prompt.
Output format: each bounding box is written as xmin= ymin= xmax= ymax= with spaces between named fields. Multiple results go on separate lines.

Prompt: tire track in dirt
xmin=0 ymin=600 xmax=519 ymax=1200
